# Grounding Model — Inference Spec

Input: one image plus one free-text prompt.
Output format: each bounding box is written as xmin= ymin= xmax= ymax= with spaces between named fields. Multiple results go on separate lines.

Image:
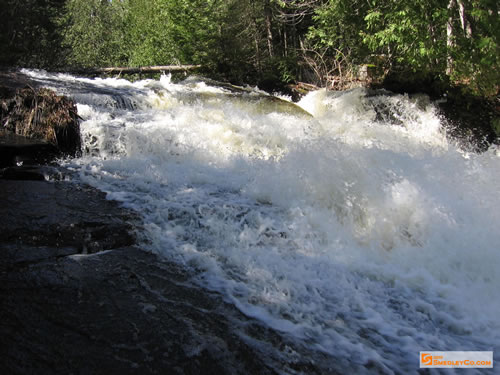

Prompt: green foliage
xmin=214 ymin=0 xmax=267 ymax=81
xmin=3 ymin=0 xmax=496 ymax=96
xmin=126 ymin=0 xmax=224 ymax=67
xmin=362 ymin=1 xmax=448 ymax=74
xmin=125 ymin=0 xmax=174 ymax=66
xmin=308 ymin=0 xmax=369 ymax=60
xmin=308 ymin=0 xmax=498 ymax=95
xmin=446 ymin=0 xmax=499 ymax=95
xmin=59 ymin=0 xmax=128 ymax=67
xmin=276 ymin=56 xmax=298 ymax=83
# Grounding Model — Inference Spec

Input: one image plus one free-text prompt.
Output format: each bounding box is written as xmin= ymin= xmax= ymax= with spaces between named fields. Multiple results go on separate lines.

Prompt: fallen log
xmin=66 ymin=65 xmax=202 ymax=75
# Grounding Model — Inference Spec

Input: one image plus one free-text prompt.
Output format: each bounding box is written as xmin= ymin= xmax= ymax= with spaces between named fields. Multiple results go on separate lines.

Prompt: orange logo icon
xmin=421 ymin=353 xmax=433 ymax=366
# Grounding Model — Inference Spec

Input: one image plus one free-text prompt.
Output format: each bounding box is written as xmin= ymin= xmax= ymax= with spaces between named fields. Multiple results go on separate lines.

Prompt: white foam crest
xmin=22 ymin=68 xmax=153 ymax=89
xmin=79 ymin=96 xmax=311 ymax=164
xmin=298 ymin=88 xmax=449 ymax=155
xmin=34 ymin=70 xmax=499 ymax=373
xmin=245 ymin=137 xmax=500 ymax=310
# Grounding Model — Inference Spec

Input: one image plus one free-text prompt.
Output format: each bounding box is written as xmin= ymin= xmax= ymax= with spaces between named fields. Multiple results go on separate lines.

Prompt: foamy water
xmin=24 ymin=69 xmax=500 ymax=373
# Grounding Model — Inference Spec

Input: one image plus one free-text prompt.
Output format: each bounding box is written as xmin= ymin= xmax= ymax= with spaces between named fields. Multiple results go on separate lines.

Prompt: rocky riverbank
xmin=0 ymin=170 xmax=280 ymax=374
xmin=0 ymin=71 xmax=280 ymax=374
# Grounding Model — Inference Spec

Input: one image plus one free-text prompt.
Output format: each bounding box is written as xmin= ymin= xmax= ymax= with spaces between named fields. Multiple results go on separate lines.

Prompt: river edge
xmin=0 ymin=71 xmax=287 ymax=374
xmin=0 ymin=71 xmax=340 ymax=375
xmin=0 ymin=170 xmax=293 ymax=374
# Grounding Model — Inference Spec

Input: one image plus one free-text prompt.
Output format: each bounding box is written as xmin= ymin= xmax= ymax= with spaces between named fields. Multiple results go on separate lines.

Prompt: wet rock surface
xmin=0 ymin=169 xmax=277 ymax=375
xmin=0 ymin=130 xmax=60 ymax=167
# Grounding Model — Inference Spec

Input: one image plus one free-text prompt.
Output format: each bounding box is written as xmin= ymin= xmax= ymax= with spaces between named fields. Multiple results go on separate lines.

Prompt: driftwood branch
xmin=65 ymin=65 xmax=203 ymax=75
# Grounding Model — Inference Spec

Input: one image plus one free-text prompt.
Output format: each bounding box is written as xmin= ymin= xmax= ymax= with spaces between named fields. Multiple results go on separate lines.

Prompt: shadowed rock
xmin=0 ymin=130 xmax=60 ymax=167
xmin=0 ymin=174 xmax=282 ymax=374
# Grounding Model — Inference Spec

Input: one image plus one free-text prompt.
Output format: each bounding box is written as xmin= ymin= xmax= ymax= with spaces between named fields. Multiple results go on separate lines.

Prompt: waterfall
xmin=22 ymin=69 xmax=500 ymax=374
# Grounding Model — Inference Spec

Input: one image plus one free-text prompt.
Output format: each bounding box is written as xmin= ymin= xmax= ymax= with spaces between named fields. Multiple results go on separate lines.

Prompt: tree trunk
xmin=447 ymin=0 xmax=457 ymax=75
xmin=458 ymin=0 xmax=472 ymax=38
xmin=264 ymin=0 xmax=274 ymax=58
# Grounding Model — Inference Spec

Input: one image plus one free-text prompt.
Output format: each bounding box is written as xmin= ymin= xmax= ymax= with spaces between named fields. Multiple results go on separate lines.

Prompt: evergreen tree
xmin=59 ymin=0 xmax=128 ymax=67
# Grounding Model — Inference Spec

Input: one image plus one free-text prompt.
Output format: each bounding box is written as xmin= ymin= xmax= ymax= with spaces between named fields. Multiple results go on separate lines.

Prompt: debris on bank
xmin=1 ymin=86 xmax=81 ymax=162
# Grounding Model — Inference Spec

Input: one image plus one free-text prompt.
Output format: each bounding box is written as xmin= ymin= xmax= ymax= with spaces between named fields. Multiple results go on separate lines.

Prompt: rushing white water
xmin=24 ymin=69 xmax=499 ymax=373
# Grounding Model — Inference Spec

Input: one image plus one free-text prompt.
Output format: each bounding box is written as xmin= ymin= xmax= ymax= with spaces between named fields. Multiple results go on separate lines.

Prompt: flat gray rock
xmin=0 ymin=176 xmax=279 ymax=375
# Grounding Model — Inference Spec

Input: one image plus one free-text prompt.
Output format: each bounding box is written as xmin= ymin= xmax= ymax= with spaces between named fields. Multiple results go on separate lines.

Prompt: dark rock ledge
xmin=0 ymin=172 xmax=281 ymax=375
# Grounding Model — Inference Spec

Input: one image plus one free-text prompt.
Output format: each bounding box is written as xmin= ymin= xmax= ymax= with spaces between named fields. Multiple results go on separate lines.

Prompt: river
xmin=22 ymin=69 xmax=499 ymax=374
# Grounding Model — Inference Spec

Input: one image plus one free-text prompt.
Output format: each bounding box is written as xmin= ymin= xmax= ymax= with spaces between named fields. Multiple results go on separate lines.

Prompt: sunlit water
xmin=24 ymin=69 xmax=500 ymax=374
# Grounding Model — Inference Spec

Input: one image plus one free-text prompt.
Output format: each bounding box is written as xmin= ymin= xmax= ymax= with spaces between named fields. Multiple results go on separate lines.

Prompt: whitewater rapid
xmin=24 ymin=70 xmax=499 ymax=374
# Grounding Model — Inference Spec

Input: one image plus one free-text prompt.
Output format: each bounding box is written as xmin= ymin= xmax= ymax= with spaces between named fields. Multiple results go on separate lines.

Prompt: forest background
xmin=0 ymin=0 xmax=498 ymax=98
